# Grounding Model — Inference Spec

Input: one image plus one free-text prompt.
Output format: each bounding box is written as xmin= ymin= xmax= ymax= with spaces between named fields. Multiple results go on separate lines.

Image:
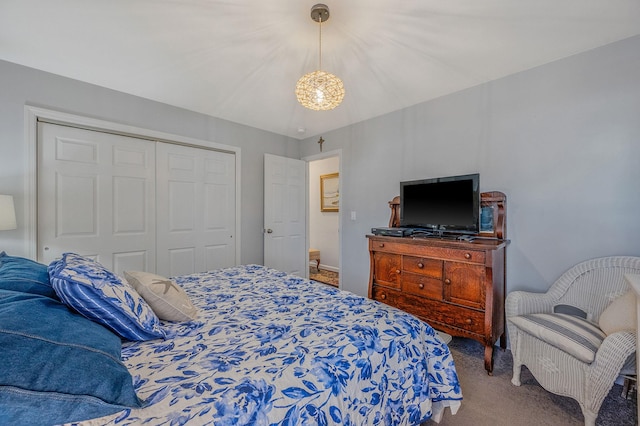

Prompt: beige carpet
xmin=435 ymin=337 xmax=636 ymax=426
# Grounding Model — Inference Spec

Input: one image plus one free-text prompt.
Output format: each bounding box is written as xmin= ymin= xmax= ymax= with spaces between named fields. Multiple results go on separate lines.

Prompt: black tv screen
xmin=400 ymin=173 xmax=480 ymax=234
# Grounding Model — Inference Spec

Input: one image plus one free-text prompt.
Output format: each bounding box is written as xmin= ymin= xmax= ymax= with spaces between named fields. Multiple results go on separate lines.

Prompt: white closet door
xmin=156 ymin=143 xmax=236 ymax=277
xmin=38 ymin=123 xmax=156 ymax=274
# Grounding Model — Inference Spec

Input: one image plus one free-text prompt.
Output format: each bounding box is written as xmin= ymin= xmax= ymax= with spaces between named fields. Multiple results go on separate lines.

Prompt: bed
xmin=0 ymin=252 xmax=462 ymax=425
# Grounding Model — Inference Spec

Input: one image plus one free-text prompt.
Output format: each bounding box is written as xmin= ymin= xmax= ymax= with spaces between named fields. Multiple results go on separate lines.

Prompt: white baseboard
xmin=316 ymin=264 xmax=338 ymax=273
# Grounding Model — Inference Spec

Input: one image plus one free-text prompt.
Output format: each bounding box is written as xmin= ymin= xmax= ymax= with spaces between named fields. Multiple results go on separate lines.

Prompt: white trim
xmin=24 ymin=105 xmax=242 ymax=265
xmin=302 ymin=150 xmax=342 ymax=163
xmin=317 ymin=264 xmax=339 ymax=273
xmin=303 ymin=149 xmax=342 ymax=288
xmin=25 ymin=107 xmax=39 ymax=260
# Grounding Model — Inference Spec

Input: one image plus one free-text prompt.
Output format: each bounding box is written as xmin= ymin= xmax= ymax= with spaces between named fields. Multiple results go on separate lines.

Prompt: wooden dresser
xmin=368 ymin=191 xmax=507 ymax=374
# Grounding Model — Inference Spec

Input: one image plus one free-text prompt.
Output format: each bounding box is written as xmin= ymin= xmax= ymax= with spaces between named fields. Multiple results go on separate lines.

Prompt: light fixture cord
xmin=318 ymin=15 xmax=323 ymax=70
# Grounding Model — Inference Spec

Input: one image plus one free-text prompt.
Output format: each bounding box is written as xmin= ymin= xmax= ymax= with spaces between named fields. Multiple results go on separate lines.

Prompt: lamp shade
xmin=296 ymin=70 xmax=345 ymax=111
xmin=0 ymin=195 xmax=17 ymax=231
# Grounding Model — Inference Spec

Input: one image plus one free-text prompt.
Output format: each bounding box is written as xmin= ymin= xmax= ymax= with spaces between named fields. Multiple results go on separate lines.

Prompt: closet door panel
xmin=169 ymin=180 xmax=196 ymax=231
xmin=113 ymin=251 xmax=149 ymax=276
xmin=156 ymin=143 xmax=235 ymax=277
xmin=56 ymin=174 xmax=97 ymax=237
xmin=38 ymin=123 xmax=156 ymax=274
xmin=168 ymin=247 xmax=196 ymax=277
xmin=202 ymin=154 xmax=236 ymax=270
xmin=113 ymin=176 xmax=148 ymax=234
xmin=38 ymin=122 xmax=237 ymax=278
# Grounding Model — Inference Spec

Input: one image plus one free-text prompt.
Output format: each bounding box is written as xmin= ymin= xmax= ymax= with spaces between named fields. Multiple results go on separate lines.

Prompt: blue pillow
xmin=0 ymin=290 xmax=144 ymax=425
xmin=49 ymin=253 xmax=165 ymax=341
xmin=0 ymin=251 xmax=58 ymax=299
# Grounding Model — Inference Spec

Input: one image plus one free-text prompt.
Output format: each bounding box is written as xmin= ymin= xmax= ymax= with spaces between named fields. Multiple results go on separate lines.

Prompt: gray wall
xmin=0 ymin=60 xmax=299 ymax=264
xmin=2 ymin=35 xmax=640 ymax=298
xmin=301 ymin=35 xmax=640 ymax=297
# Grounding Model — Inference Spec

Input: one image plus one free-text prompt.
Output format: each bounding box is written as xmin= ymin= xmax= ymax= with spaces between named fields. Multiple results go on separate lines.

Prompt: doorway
xmin=306 ymin=151 xmax=341 ymax=287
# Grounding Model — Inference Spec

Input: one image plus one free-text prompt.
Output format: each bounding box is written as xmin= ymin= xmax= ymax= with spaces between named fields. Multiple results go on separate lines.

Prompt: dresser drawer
xmin=434 ymin=306 xmax=485 ymax=335
xmin=439 ymin=248 xmax=485 ymax=264
xmin=403 ymin=256 xmax=442 ymax=277
xmin=415 ymin=304 xmax=485 ymax=336
xmin=371 ymin=285 xmax=402 ymax=307
xmin=401 ymin=272 xmax=442 ymax=300
xmin=371 ymin=286 xmax=485 ymax=335
xmin=370 ymin=239 xmax=485 ymax=264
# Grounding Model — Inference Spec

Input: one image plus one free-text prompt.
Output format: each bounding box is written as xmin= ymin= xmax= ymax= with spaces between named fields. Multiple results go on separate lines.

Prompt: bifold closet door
xmin=155 ymin=143 xmax=236 ymax=277
xmin=37 ymin=123 xmax=156 ymax=273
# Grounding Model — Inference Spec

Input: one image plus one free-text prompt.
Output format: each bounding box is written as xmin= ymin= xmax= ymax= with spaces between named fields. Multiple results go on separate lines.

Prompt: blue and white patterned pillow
xmin=49 ymin=253 xmax=165 ymax=341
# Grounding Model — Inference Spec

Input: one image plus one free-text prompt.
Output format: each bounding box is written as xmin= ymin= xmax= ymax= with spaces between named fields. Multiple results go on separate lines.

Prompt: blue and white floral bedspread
xmin=78 ymin=265 xmax=462 ymax=425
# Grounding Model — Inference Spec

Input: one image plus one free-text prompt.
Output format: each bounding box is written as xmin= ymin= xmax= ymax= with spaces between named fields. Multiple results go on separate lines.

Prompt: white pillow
xmin=598 ymin=290 xmax=637 ymax=335
xmin=124 ymin=271 xmax=198 ymax=322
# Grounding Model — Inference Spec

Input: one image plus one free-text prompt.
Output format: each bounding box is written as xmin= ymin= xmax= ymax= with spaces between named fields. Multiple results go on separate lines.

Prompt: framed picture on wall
xmin=320 ymin=173 xmax=339 ymax=212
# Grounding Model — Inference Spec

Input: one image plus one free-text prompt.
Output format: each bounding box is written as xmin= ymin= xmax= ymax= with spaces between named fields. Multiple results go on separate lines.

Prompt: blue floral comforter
xmin=77 ymin=265 xmax=462 ymax=425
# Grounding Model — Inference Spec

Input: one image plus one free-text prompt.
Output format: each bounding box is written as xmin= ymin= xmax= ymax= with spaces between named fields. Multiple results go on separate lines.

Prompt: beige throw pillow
xmin=124 ymin=271 xmax=198 ymax=322
xmin=598 ymin=290 xmax=636 ymax=335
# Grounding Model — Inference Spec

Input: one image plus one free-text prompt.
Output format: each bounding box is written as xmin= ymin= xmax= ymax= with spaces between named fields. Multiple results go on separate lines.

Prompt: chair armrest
xmin=505 ymin=290 xmax=557 ymax=318
xmin=588 ymin=331 xmax=636 ymax=398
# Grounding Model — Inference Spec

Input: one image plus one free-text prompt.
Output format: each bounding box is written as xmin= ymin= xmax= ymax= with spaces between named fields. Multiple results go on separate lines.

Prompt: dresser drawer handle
xmin=380 ymin=293 xmax=387 ymax=300
xmin=379 ymin=243 xmax=385 ymax=248
xmin=444 ymin=278 xmax=451 ymax=285
xmin=465 ymin=318 xmax=472 ymax=324
xmin=464 ymin=253 xmax=471 ymax=259
xmin=417 ymin=262 xmax=424 ymax=269
xmin=418 ymin=283 xmax=424 ymax=289
xmin=396 ymin=269 xmax=401 ymax=274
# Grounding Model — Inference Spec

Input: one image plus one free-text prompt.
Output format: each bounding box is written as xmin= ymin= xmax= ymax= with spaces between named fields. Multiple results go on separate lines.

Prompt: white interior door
xmin=156 ymin=143 xmax=236 ymax=277
xmin=264 ymin=154 xmax=306 ymax=276
xmin=38 ymin=122 xmax=156 ymax=274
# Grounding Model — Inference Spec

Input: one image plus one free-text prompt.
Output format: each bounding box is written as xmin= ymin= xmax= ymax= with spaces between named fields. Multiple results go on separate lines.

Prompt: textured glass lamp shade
xmin=296 ymin=70 xmax=345 ymax=111
xmin=0 ymin=195 xmax=17 ymax=231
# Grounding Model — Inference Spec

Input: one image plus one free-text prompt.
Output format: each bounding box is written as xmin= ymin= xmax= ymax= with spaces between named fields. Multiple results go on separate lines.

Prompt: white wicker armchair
xmin=506 ymin=256 xmax=640 ymax=426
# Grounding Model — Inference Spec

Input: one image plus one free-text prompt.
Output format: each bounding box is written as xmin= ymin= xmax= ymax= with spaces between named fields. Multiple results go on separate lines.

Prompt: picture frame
xmin=479 ymin=205 xmax=494 ymax=234
xmin=320 ymin=173 xmax=339 ymax=212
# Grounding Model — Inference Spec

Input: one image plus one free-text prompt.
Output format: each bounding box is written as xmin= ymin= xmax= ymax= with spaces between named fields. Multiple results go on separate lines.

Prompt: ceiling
xmin=2 ymin=1 xmax=639 ymax=140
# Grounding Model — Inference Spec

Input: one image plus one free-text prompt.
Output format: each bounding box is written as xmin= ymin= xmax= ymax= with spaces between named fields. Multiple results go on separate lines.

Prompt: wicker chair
xmin=506 ymin=256 xmax=640 ymax=426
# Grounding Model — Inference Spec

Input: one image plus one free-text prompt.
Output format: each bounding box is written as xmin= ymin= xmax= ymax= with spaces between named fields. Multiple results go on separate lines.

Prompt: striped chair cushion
xmin=509 ymin=313 xmax=606 ymax=363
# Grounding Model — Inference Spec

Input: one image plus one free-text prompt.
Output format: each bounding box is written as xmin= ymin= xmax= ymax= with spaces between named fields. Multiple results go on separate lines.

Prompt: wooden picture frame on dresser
xmin=369 ymin=191 xmax=508 ymax=375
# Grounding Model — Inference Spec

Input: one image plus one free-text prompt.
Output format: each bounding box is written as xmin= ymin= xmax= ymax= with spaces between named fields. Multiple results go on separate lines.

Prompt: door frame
xmin=24 ymin=105 xmax=242 ymax=264
xmin=302 ymin=149 xmax=342 ymax=286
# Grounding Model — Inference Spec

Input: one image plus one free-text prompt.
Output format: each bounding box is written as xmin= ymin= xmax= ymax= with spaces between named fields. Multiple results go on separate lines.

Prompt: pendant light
xmin=295 ymin=4 xmax=345 ymax=111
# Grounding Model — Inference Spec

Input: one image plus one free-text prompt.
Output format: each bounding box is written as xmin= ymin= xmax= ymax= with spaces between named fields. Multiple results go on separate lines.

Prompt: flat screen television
xmin=400 ymin=173 xmax=480 ymax=234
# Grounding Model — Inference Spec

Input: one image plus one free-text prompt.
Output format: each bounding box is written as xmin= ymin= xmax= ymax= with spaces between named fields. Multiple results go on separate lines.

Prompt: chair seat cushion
xmin=509 ymin=313 xmax=606 ymax=363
